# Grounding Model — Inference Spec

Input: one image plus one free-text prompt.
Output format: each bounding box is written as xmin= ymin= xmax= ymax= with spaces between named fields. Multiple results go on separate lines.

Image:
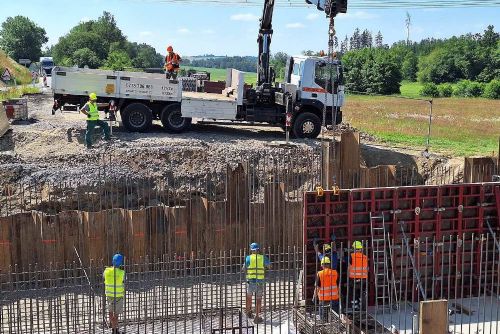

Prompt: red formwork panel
xmin=303 ymin=182 xmax=500 ymax=304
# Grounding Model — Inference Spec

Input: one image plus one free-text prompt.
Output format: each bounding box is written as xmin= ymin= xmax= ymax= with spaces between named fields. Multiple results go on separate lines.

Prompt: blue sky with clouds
xmin=1 ymin=0 xmax=498 ymax=57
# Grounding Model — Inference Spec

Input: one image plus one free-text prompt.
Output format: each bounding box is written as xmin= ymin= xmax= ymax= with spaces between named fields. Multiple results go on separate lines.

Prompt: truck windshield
xmin=42 ymin=61 xmax=54 ymax=67
xmin=314 ymin=62 xmax=339 ymax=93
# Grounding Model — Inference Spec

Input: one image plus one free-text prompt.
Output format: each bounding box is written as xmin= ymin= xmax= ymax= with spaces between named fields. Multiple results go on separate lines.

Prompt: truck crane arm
xmin=257 ymin=0 xmax=275 ymax=87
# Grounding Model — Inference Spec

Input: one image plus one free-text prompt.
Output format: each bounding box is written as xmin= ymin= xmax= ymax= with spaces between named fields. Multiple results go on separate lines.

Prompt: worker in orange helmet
xmin=164 ymin=46 xmax=182 ymax=80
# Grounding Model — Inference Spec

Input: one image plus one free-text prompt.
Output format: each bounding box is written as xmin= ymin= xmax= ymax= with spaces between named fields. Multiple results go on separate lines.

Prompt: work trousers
xmin=86 ymin=120 xmax=110 ymax=147
xmin=319 ymin=300 xmax=340 ymax=321
xmin=348 ymin=278 xmax=367 ymax=311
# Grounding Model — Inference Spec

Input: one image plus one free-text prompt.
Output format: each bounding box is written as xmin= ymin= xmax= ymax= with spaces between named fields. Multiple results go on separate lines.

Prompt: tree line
xmin=0 ymin=13 xmax=164 ymax=71
xmin=0 ymin=13 xmax=498 ymax=98
xmin=338 ymin=25 xmax=499 ymax=98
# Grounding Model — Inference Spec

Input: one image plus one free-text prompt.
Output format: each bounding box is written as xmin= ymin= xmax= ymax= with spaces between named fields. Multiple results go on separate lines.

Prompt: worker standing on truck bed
xmin=164 ymin=46 xmax=181 ymax=79
xmin=313 ymin=256 xmax=340 ymax=321
xmin=104 ymin=253 xmax=126 ymax=334
xmin=80 ymin=93 xmax=111 ymax=149
xmin=347 ymin=241 xmax=369 ymax=311
xmin=243 ymin=242 xmax=271 ymax=324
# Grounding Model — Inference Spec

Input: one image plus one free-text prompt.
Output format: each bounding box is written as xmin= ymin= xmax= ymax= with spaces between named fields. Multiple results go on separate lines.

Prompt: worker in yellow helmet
xmin=243 ymin=242 xmax=271 ymax=324
xmin=104 ymin=253 xmax=125 ymax=334
xmin=313 ymin=256 xmax=340 ymax=321
xmin=347 ymin=241 xmax=369 ymax=311
xmin=164 ymin=46 xmax=182 ymax=79
xmin=80 ymin=93 xmax=111 ymax=149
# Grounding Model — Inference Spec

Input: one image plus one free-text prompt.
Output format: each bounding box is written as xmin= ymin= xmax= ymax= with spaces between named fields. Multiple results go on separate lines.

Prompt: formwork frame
xmin=303 ymin=182 xmax=500 ymax=305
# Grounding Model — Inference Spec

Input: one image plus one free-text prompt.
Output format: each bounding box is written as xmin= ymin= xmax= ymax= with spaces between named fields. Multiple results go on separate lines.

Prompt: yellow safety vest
xmin=104 ymin=267 xmax=125 ymax=298
xmin=87 ymin=102 xmax=100 ymax=121
xmin=246 ymin=254 xmax=265 ymax=280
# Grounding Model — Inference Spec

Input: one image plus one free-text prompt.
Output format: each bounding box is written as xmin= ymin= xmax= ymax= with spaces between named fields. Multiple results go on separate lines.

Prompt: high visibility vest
xmin=349 ymin=252 xmax=369 ymax=279
xmin=318 ymin=268 xmax=339 ymax=301
xmin=87 ymin=102 xmax=100 ymax=121
xmin=165 ymin=53 xmax=181 ymax=71
xmin=246 ymin=254 xmax=265 ymax=280
xmin=104 ymin=267 xmax=125 ymax=298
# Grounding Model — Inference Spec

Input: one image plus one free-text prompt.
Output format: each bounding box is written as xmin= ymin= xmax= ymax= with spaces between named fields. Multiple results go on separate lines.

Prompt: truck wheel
xmin=122 ymin=103 xmax=153 ymax=132
xmin=161 ymin=103 xmax=191 ymax=133
xmin=293 ymin=112 xmax=321 ymax=139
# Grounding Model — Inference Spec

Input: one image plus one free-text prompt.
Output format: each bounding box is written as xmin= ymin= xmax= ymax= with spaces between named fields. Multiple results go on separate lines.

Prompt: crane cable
xmin=320 ymin=4 xmax=338 ymax=189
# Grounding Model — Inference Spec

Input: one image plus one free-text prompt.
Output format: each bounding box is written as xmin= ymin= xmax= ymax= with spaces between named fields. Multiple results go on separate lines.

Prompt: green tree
xmin=401 ymin=52 xmax=418 ymax=81
xmin=0 ymin=16 xmax=48 ymax=61
xmin=71 ymin=48 xmax=101 ymax=68
xmin=105 ymin=50 xmax=132 ymax=70
xmin=342 ymin=48 xmax=401 ymax=94
xmin=52 ymin=30 xmax=105 ymax=65
xmin=52 ymin=12 xmax=126 ymax=66
xmin=271 ymin=52 xmax=289 ymax=80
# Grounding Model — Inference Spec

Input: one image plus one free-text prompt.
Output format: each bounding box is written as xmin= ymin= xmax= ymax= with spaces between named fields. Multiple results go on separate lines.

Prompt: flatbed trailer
xmin=52 ymin=63 xmax=343 ymax=138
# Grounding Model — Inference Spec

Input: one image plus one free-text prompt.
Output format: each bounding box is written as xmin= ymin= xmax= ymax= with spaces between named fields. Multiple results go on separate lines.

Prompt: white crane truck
xmin=51 ymin=0 xmax=347 ymax=139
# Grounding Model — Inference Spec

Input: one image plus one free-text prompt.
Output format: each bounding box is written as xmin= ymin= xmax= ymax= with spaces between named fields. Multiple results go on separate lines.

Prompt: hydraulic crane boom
xmin=257 ymin=0 xmax=275 ymax=86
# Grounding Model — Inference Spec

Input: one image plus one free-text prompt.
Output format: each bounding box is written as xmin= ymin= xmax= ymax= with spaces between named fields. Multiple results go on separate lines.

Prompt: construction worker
xmin=313 ymin=256 xmax=340 ymax=321
xmin=80 ymin=93 xmax=111 ymax=149
xmin=104 ymin=253 xmax=125 ymax=334
xmin=164 ymin=46 xmax=182 ymax=79
xmin=348 ymin=241 xmax=369 ymax=311
xmin=313 ymin=234 xmax=338 ymax=270
xmin=244 ymin=242 xmax=271 ymax=324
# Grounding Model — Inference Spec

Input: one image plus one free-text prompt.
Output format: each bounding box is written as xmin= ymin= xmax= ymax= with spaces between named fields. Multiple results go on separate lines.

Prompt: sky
xmin=0 ymin=0 xmax=499 ymax=57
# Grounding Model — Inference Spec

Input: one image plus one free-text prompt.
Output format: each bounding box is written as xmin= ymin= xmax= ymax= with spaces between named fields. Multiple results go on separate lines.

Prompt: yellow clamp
xmin=316 ymin=186 xmax=324 ymax=197
xmin=332 ymin=186 xmax=340 ymax=196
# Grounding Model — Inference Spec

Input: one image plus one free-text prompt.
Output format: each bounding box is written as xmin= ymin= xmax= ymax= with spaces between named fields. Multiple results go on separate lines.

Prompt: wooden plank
xmin=419 ymin=299 xmax=448 ymax=334
xmin=340 ymin=131 xmax=360 ymax=173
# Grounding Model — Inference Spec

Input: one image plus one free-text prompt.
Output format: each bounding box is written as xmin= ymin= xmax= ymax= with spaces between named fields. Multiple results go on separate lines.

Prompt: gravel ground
xmin=0 ymin=92 xmax=462 ymax=186
xmin=0 ymin=93 xmax=322 ymax=184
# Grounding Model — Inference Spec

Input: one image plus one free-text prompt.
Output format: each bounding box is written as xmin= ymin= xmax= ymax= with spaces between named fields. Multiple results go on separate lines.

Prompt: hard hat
xmin=89 ymin=93 xmax=97 ymax=101
xmin=321 ymin=256 xmax=331 ymax=265
xmin=323 ymin=244 xmax=332 ymax=252
xmin=353 ymin=241 xmax=363 ymax=250
xmin=250 ymin=242 xmax=260 ymax=251
xmin=112 ymin=253 xmax=124 ymax=267
xmin=167 ymin=46 xmax=173 ymax=52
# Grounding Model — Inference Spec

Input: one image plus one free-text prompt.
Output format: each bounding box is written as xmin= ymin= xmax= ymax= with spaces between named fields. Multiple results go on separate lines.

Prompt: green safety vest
xmin=87 ymin=102 xmax=100 ymax=121
xmin=104 ymin=267 xmax=125 ymax=298
xmin=246 ymin=254 xmax=265 ymax=280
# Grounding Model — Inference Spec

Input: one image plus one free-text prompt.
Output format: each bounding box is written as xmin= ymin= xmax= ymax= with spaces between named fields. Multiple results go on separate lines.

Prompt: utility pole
xmin=405 ymin=12 xmax=411 ymax=46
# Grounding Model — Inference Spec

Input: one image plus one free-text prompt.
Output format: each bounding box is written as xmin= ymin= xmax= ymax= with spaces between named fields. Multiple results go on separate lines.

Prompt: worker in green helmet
xmin=80 ymin=93 xmax=111 ymax=149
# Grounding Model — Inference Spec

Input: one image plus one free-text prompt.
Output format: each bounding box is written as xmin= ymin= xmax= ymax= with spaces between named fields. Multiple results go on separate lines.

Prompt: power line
xmin=131 ymin=0 xmax=500 ymax=8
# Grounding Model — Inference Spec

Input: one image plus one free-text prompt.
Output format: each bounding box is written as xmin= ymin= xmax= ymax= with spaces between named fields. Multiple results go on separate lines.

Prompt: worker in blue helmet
xmin=103 ymin=253 xmax=126 ymax=334
xmin=243 ymin=242 xmax=271 ymax=324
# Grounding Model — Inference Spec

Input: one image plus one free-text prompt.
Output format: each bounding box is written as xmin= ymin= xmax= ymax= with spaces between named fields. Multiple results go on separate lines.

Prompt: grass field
xmin=0 ymin=86 xmax=40 ymax=102
xmin=344 ymin=95 xmax=500 ymax=156
xmin=185 ymin=66 xmax=258 ymax=85
xmin=187 ymin=66 xmax=499 ymax=156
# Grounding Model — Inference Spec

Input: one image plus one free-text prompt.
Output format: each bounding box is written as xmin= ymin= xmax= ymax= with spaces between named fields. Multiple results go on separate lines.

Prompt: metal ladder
xmin=399 ymin=221 xmax=427 ymax=301
xmin=485 ymin=219 xmax=500 ymax=252
xmin=370 ymin=212 xmax=398 ymax=309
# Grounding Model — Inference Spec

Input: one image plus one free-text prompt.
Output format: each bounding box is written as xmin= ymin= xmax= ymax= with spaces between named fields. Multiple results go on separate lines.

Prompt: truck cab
xmin=279 ymin=55 xmax=344 ymax=137
xmin=40 ymin=57 xmax=55 ymax=77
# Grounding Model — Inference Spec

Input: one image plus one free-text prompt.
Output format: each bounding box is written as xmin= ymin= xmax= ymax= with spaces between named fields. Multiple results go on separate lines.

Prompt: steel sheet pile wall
xmin=303 ymin=182 xmax=500 ymax=303
xmin=0 ymin=150 xmax=322 ymax=272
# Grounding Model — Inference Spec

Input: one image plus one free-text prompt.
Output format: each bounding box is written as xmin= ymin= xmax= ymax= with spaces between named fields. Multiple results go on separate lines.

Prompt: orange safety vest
xmin=165 ymin=53 xmax=181 ymax=71
xmin=317 ymin=268 xmax=339 ymax=301
xmin=349 ymin=252 xmax=368 ymax=279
